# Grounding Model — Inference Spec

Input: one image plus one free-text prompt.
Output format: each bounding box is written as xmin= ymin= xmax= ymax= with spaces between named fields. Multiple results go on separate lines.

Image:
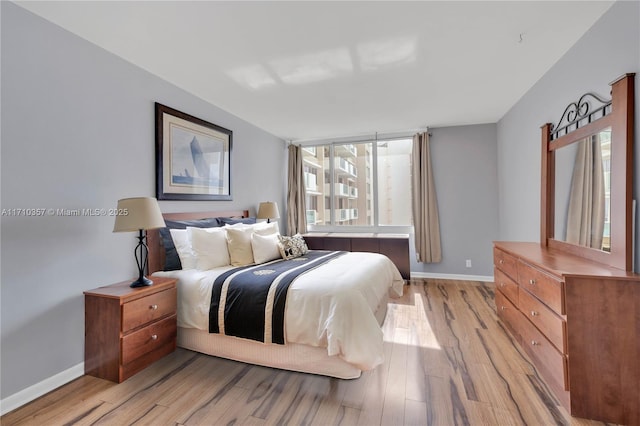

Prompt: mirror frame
xmin=541 ymin=73 xmax=635 ymax=271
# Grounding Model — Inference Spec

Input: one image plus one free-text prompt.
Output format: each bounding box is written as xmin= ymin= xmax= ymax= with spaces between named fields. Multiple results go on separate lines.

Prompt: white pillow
xmin=189 ymin=227 xmax=230 ymax=270
xmin=224 ymin=221 xmax=250 ymax=228
xmin=169 ymin=229 xmax=197 ymax=270
xmin=253 ymin=221 xmax=280 ymax=236
xmin=251 ymin=233 xmax=282 ymax=264
xmin=226 ymin=227 xmax=255 ymax=266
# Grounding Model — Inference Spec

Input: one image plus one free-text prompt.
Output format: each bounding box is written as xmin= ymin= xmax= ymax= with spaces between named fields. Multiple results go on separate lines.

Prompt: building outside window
xmin=302 ymin=137 xmax=412 ymax=229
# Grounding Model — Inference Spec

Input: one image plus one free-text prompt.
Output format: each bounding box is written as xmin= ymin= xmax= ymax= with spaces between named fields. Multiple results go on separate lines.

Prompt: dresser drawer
xmin=494 ymin=248 xmax=518 ymax=281
xmin=518 ymin=288 xmax=567 ymax=353
xmin=122 ymin=287 xmax=177 ymax=332
xmin=496 ymin=290 xmax=522 ymax=341
xmin=494 ymin=267 xmax=519 ymax=306
xmin=519 ymin=311 xmax=568 ymax=391
xmin=122 ymin=314 xmax=177 ymax=365
xmin=517 ymin=261 xmax=565 ymax=315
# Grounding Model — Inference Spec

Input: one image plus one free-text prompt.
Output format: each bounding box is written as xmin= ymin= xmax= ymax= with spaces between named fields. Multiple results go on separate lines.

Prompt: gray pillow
xmin=216 ymin=217 xmax=256 ymax=226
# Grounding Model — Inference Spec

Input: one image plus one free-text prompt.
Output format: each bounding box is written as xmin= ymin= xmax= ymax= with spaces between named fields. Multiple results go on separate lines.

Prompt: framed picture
xmin=155 ymin=103 xmax=232 ymax=201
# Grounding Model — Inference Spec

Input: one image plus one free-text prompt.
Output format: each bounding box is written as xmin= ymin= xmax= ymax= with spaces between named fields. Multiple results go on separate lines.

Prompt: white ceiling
xmin=16 ymin=1 xmax=614 ymax=142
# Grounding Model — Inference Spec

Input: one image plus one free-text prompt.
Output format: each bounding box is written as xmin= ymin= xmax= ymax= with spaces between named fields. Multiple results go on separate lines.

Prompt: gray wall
xmin=497 ymin=0 xmax=640 ymax=271
xmin=1 ymin=2 xmax=285 ymax=399
xmin=3 ymin=0 xmax=639 ymax=405
xmin=411 ymin=123 xmax=499 ymax=277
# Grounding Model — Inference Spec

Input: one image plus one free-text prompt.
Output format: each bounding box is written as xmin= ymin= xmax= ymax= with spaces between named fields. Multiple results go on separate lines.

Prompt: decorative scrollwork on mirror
xmin=541 ymin=73 xmax=635 ymax=271
xmin=550 ymin=92 xmax=612 ymax=140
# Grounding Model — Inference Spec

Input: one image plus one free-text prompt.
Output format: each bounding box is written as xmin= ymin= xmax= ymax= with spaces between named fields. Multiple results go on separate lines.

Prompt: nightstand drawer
xmin=85 ymin=277 xmax=177 ymax=383
xmin=122 ymin=287 xmax=177 ymax=332
xmin=122 ymin=314 xmax=176 ymax=365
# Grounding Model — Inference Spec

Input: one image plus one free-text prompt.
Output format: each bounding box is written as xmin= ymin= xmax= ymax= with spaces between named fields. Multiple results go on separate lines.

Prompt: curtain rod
xmin=293 ymin=128 xmax=431 ymax=146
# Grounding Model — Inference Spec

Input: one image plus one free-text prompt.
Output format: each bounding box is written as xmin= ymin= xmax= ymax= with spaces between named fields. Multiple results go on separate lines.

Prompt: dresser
xmin=494 ymin=241 xmax=639 ymax=424
xmin=84 ymin=277 xmax=177 ymax=383
xmin=303 ymin=233 xmax=410 ymax=280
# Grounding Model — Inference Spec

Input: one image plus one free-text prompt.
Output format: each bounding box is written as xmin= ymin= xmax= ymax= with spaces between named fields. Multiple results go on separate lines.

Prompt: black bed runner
xmin=209 ymin=250 xmax=346 ymax=344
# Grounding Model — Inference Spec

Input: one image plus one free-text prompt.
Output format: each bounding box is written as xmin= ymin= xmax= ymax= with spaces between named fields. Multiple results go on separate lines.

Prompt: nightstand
xmin=84 ymin=276 xmax=177 ymax=383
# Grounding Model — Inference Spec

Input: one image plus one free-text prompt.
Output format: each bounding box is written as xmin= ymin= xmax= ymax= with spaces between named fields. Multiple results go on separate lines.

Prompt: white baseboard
xmin=0 ymin=362 xmax=84 ymax=416
xmin=410 ymin=271 xmax=494 ymax=282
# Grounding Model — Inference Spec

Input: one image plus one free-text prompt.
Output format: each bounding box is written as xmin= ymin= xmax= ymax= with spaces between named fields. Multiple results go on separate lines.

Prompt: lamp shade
xmin=113 ymin=197 xmax=165 ymax=232
xmin=257 ymin=201 xmax=280 ymax=220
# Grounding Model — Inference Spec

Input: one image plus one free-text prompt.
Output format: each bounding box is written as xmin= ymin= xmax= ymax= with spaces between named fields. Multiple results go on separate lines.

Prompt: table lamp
xmin=257 ymin=201 xmax=280 ymax=223
xmin=113 ymin=197 xmax=165 ymax=287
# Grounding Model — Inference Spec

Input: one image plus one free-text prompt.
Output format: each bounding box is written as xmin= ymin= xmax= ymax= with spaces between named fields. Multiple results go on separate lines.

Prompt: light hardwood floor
xmin=2 ymin=280 xmax=615 ymax=426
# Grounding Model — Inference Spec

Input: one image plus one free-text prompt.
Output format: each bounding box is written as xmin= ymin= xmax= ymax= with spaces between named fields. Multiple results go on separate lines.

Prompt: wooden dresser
xmin=494 ymin=241 xmax=639 ymax=424
xmin=303 ymin=233 xmax=410 ymax=280
xmin=84 ymin=277 xmax=177 ymax=383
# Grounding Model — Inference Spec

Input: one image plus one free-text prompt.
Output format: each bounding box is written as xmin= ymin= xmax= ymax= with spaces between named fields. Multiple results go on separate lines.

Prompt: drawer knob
xmin=531 ymin=340 xmax=539 ymax=346
xmin=529 ymin=279 xmax=536 ymax=285
xmin=151 ymin=334 xmax=158 ymax=340
xmin=150 ymin=304 xmax=158 ymax=310
xmin=531 ymin=311 xmax=538 ymax=316
xmin=501 ymin=306 xmax=506 ymax=311
xmin=499 ymin=260 xmax=504 ymax=264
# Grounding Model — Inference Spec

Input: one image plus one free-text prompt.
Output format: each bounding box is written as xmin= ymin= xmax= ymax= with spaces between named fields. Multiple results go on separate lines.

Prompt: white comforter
xmin=154 ymin=251 xmax=404 ymax=370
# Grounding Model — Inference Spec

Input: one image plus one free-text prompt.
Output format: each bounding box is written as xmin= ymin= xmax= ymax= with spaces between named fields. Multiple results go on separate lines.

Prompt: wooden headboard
xmin=147 ymin=210 xmax=250 ymax=274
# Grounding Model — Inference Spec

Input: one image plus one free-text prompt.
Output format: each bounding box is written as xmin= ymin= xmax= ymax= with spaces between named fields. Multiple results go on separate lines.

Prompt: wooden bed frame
xmin=146 ymin=209 xmax=249 ymax=274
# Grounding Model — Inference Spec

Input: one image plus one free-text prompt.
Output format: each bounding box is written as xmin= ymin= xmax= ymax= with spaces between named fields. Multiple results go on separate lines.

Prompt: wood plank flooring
xmin=2 ymin=280 xmax=616 ymax=426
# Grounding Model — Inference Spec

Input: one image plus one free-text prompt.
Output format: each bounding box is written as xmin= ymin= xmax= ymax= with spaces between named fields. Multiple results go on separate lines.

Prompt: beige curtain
xmin=411 ymin=132 xmax=442 ymax=263
xmin=566 ymin=135 xmax=605 ymax=249
xmin=286 ymin=144 xmax=307 ymax=235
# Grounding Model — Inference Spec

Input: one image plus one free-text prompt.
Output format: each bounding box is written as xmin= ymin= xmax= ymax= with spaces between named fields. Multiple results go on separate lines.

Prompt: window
xmin=377 ymin=139 xmax=412 ymax=225
xmin=302 ymin=137 xmax=412 ymax=228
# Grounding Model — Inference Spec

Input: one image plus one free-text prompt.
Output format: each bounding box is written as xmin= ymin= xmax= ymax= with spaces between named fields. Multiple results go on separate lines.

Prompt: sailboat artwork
xmin=156 ymin=103 xmax=232 ymax=201
xmin=171 ymin=136 xmax=226 ymax=190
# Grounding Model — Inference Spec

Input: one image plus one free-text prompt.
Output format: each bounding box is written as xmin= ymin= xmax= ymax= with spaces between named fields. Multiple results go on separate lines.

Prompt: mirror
xmin=541 ymin=73 xmax=634 ymax=271
xmin=553 ymin=128 xmax=611 ymax=252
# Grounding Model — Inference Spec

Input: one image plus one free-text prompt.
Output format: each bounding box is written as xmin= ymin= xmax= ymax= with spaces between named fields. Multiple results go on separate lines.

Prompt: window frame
xmin=299 ymin=133 xmax=414 ymax=234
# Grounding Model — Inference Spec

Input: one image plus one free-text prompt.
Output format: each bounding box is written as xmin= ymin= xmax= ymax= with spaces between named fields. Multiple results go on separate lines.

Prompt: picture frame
xmin=155 ymin=103 xmax=232 ymax=201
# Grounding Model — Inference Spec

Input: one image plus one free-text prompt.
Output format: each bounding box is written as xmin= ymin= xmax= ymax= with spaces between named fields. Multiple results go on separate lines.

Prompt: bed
xmin=147 ymin=210 xmax=405 ymax=379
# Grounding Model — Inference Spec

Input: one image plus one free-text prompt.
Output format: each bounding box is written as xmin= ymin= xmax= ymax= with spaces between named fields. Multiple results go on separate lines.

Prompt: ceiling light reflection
xmin=228 ymin=37 xmax=416 ymax=91
xmin=270 ymin=47 xmax=353 ymax=85
xmin=227 ymin=64 xmax=276 ymax=90
xmin=357 ymin=36 xmax=417 ymax=71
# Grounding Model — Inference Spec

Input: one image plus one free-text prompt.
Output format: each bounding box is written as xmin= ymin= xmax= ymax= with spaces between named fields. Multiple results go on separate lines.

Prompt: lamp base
xmin=130 ymin=276 xmax=153 ymax=288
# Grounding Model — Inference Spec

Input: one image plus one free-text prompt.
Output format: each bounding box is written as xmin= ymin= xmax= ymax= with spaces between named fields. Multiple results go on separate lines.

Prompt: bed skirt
xmin=177 ymin=293 xmax=389 ymax=379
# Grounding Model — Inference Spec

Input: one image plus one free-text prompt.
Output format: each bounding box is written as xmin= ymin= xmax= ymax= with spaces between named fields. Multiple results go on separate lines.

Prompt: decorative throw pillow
xmin=277 ymin=234 xmax=309 ymax=260
xmin=251 ymin=232 xmax=282 ymax=264
xmin=189 ymin=227 xmax=230 ymax=270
